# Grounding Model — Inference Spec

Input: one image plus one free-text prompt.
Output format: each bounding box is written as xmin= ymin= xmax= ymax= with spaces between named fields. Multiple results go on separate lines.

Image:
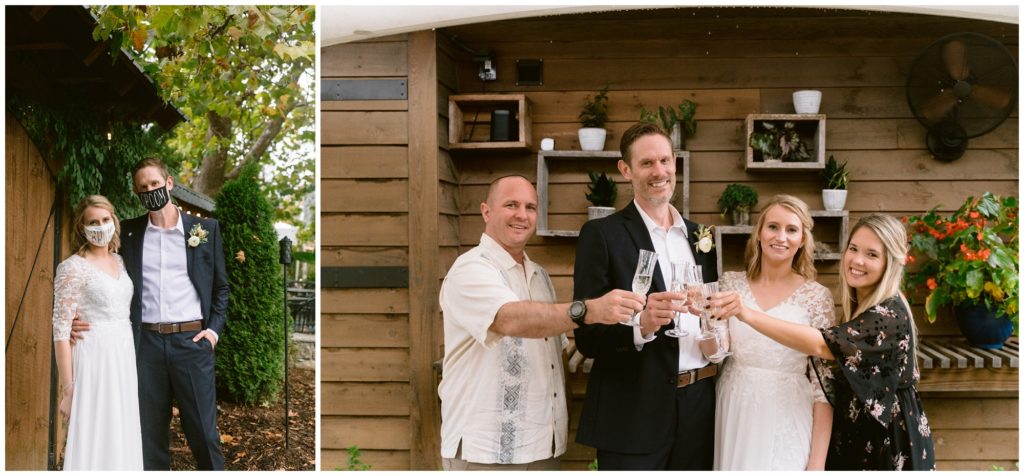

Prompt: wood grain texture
xmin=321 ymin=40 xmax=408 ymax=78
xmin=321 ymin=314 xmax=410 ymax=348
xmin=321 ymin=146 xmax=408 ymax=179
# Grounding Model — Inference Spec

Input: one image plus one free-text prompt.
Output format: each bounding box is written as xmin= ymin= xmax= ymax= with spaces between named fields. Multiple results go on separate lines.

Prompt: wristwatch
xmin=568 ymin=300 xmax=588 ymax=326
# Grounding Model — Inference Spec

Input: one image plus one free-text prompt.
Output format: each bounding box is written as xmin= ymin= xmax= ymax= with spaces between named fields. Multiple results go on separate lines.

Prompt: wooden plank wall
xmin=321 ymin=31 xmax=454 ymax=470
xmin=4 ymin=113 xmax=68 ymax=469
xmin=440 ymin=8 xmax=1018 ymax=471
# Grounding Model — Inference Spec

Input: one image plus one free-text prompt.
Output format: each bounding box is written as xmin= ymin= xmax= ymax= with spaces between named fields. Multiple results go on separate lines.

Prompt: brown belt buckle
xmin=677 ymin=370 xmax=696 ymax=388
xmin=158 ymin=322 xmax=177 ymax=334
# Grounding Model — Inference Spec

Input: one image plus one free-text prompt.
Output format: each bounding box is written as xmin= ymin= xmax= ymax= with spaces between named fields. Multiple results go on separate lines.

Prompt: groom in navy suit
xmin=573 ymin=123 xmax=719 ymax=470
xmin=120 ymin=157 xmax=229 ymax=470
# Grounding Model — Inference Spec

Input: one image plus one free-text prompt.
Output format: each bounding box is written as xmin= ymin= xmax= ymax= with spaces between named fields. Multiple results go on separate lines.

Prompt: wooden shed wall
xmin=441 ymin=8 xmax=1018 ymax=471
xmin=321 ymin=7 xmax=1018 ymax=470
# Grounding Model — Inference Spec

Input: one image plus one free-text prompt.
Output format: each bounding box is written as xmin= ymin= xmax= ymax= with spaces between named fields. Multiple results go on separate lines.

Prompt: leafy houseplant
xmin=717 ymin=183 xmax=759 ymax=226
xmin=821 ymin=154 xmax=850 ymax=211
xmin=640 ymin=99 xmax=697 ymax=149
xmin=578 ymin=87 xmax=610 ymax=151
xmin=585 ymin=171 xmax=617 ymax=220
xmin=903 ymin=192 xmax=1019 ymax=347
xmin=749 ymin=121 xmax=811 ymax=162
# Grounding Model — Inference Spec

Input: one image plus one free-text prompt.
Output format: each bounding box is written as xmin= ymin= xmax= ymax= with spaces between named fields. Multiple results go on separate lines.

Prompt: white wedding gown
xmin=713 ymin=271 xmax=835 ymax=470
xmin=52 ymin=254 xmax=143 ymax=470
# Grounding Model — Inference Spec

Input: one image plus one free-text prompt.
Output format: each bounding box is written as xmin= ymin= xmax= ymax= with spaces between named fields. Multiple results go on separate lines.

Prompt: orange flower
xmin=977 ymin=232 xmax=984 ymax=241
xmin=905 ymin=254 xmax=915 ymax=264
xmin=927 ymin=277 xmax=937 ymax=290
xmin=969 ymin=211 xmax=980 ymax=219
xmin=900 ymin=216 xmax=909 ymax=223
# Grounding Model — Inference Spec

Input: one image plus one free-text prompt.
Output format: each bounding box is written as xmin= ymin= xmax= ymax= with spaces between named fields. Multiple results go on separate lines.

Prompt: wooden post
xmin=406 ymin=30 xmax=442 ymax=470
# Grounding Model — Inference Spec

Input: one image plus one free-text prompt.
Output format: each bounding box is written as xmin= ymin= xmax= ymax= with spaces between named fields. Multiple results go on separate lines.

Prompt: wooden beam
xmin=406 ymin=30 xmax=442 ymax=470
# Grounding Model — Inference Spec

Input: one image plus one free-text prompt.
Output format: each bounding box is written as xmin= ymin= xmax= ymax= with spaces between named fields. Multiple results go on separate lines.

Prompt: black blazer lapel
xmin=621 ymin=202 xmax=667 ymax=293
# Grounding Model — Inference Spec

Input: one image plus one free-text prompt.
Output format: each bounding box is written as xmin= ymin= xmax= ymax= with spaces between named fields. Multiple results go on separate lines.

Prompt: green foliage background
xmin=214 ymin=165 xmax=289 ymax=404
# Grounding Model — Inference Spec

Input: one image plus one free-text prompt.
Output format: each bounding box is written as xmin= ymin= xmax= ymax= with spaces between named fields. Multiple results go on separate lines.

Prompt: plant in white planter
xmin=585 ymin=171 xmax=617 ymax=220
xmin=793 ymin=89 xmax=823 ymax=114
xmin=578 ymin=87 xmax=609 ymax=151
xmin=821 ymin=154 xmax=849 ymax=211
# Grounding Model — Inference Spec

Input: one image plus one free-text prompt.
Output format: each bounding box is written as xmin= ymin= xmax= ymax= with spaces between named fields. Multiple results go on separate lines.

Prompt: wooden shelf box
xmin=536 ymin=150 xmax=690 ymax=237
xmin=448 ymin=94 xmax=532 ymax=152
xmin=712 ymin=210 xmax=848 ymax=276
xmin=745 ymin=114 xmax=826 ymax=171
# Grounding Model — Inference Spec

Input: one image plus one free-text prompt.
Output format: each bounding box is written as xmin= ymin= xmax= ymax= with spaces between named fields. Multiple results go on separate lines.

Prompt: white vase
xmin=822 ymin=189 xmax=848 ymax=211
xmin=578 ymin=128 xmax=607 ymax=151
xmin=588 ymin=206 xmax=616 ymax=220
xmin=793 ymin=90 xmax=822 ymax=114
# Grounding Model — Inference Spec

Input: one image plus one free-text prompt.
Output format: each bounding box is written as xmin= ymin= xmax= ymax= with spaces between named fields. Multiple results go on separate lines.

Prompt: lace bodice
xmin=720 ymin=271 xmax=836 ymax=401
xmin=52 ymin=254 xmax=133 ymax=341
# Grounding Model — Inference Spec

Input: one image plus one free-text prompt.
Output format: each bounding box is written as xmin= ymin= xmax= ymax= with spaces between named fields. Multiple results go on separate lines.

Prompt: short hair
xmin=131 ymin=157 xmax=170 ymax=182
xmin=619 ymin=122 xmax=671 ymax=166
xmin=485 ymin=174 xmax=533 ymax=204
xmin=744 ymin=194 xmax=816 ymax=281
xmin=839 ymin=213 xmax=908 ymax=323
xmin=72 ymin=195 xmax=121 ymax=254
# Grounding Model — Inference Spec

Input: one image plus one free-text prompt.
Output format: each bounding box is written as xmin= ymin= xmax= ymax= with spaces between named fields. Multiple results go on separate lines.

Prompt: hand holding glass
xmin=666 ymin=263 xmax=702 ymax=338
xmin=623 ymin=249 xmax=658 ymax=326
xmin=695 ymin=282 xmax=732 ymax=362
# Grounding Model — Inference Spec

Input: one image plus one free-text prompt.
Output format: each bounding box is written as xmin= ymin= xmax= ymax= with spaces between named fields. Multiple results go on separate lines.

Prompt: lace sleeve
xmin=804 ymin=283 xmax=837 ymax=404
xmin=52 ymin=258 xmax=85 ymax=342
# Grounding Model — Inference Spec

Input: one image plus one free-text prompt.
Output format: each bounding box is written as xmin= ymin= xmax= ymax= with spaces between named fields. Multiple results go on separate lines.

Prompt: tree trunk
xmin=191 ymin=111 xmax=232 ymax=197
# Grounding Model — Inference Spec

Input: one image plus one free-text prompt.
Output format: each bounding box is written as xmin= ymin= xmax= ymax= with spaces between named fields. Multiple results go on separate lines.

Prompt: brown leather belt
xmin=141 ymin=320 xmax=203 ymax=334
xmin=677 ymin=363 xmax=718 ymax=388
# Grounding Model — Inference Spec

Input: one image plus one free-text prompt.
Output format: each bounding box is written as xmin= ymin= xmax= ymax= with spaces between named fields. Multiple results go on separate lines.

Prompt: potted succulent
xmin=903 ymin=192 xmax=1019 ymax=349
xmin=821 ymin=154 xmax=850 ymax=211
xmin=585 ymin=171 xmax=617 ymax=220
xmin=578 ymin=86 xmax=609 ymax=151
xmin=749 ymin=121 xmax=812 ymax=163
xmin=640 ymin=99 xmax=697 ymax=150
xmin=717 ymin=183 xmax=759 ymax=226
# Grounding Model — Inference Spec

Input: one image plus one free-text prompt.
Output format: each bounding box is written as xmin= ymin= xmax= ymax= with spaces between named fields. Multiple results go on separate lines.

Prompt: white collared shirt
xmin=632 ymin=200 xmax=709 ymax=372
xmin=140 ymin=211 xmax=203 ymax=326
xmin=438 ymin=233 xmax=567 ymax=465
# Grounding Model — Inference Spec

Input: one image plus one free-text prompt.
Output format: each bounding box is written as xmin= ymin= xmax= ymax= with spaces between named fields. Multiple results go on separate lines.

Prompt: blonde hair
xmin=745 ymin=194 xmax=817 ymax=281
xmin=72 ymin=195 xmax=121 ymax=255
xmin=838 ymin=213 xmax=908 ymax=323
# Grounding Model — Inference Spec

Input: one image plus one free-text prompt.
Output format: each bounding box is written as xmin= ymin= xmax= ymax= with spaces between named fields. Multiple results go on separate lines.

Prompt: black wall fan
xmin=906 ymin=32 xmax=1018 ymax=161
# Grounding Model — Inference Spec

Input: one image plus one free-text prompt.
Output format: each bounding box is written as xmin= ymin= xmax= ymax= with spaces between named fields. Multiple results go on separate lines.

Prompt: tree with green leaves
xmin=91 ymin=6 xmax=315 ymax=216
xmin=214 ymin=165 xmax=289 ymax=404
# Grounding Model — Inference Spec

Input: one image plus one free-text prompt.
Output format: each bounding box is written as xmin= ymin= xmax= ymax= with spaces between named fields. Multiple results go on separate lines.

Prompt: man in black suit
xmin=573 ymin=122 xmax=719 ymax=470
xmin=121 ymin=158 xmax=229 ymax=470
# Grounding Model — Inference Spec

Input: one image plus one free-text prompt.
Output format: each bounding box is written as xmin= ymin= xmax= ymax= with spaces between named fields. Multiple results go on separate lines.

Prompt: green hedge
xmin=214 ymin=165 xmax=289 ymax=404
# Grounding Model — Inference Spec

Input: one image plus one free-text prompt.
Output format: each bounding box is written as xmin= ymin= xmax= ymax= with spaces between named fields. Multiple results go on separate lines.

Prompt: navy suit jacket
xmin=572 ymin=201 xmax=718 ymax=454
xmin=121 ymin=211 xmax=230 ymax=347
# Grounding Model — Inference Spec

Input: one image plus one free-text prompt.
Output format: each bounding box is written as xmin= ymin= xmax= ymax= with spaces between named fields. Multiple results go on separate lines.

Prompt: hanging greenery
xmin=7 ymin=92 xmax=176 ymax=219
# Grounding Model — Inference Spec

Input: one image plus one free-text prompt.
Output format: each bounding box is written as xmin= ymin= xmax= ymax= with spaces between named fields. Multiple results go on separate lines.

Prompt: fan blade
xmin=971 ymin=84 xmax=1013 ymax=111
xmin=919 ymin=90 xmax=958 ymax=124
xmin=941 ymin=39 xmax=970 ymax=80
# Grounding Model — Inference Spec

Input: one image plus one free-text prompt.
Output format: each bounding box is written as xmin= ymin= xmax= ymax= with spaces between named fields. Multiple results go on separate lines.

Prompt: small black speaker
xmin=490 ymin=109 xmax=518 ymax=141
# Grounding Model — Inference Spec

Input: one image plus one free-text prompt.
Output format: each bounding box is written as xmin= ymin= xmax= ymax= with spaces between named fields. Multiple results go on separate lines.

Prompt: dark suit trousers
xmin=597 ymin=378 xmax=715 ymax=471
xmin=138 ymin=329 xmax=224 ymax=470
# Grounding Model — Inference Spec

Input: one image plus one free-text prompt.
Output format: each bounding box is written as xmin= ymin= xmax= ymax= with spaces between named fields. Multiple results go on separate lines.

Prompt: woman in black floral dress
xmin=710 ymin=213 xmax=935 ymax=470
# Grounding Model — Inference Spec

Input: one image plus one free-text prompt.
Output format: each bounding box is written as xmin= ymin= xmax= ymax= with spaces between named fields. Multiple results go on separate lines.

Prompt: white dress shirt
xmin=438 ymin=233 xmax=567 ymax=464
xmin=141 ymin=211 xmax=204 ymax=327
xmin=632 ymin=200 xmax=709 ymax=372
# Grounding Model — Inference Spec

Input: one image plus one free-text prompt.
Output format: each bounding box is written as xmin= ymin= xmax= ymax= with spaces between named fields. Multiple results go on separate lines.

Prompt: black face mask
xmin=138 ymin=185 xmax=170 ymax=212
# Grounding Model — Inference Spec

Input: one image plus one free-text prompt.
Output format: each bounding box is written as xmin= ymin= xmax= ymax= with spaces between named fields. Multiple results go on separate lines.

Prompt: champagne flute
xmin=666 ymin=263 xmax=701 ymax=338
xmin=622 ymin=249 xmax=658 ymax=326
xmin=696 ymin=281 xmax=732 ymax=362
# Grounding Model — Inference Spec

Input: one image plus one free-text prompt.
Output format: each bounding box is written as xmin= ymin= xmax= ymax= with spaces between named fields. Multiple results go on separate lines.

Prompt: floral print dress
xmin=814 ymin=295 xmax=936 ymax=470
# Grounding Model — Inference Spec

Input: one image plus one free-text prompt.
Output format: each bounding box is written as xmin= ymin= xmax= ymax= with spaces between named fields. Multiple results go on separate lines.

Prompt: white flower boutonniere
xmin=188 ymin=223 xmax=209 ymax=248
xmin=695 ymin=224 xmax=714 ymax=254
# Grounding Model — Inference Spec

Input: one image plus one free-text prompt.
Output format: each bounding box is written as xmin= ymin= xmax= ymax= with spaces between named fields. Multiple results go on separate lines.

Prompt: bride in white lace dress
xmin=713 ymin=195 xmax=835 ymax=470
xmin=52 ymin=196 xmax=142 ymax=470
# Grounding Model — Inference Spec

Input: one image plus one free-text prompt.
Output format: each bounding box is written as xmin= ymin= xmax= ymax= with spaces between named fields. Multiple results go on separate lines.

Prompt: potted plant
xmin=640 ymin=99 xmax=697 ymax=150
xmin=585 ymin=171 xmax=617 ymax=220
xmin=903 ymin=192 xmax=1019 ymax=349
xmin=821 ymin=154 xmax=849 ymax=211
xmin=578 ymin=86 xmax=609 ymax=151
xmin=717 ymin=183 xmax=759 ymax=226
xmin=748 ymin=121 xmax=812 ymax=163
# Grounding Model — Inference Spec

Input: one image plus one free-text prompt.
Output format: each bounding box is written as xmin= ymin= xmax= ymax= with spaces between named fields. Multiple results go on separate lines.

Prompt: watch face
xmin=570 ymin=301 xmax=585 ymax=319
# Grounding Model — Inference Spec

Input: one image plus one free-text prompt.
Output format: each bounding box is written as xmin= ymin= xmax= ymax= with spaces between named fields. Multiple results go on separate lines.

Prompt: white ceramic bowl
xmin=793 ymin=90 xmax=822 ymax=114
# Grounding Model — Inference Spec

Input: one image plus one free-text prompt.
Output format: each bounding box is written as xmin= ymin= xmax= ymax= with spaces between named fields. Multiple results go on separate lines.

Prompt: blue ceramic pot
xmin=954 ymin=304 xmax=1014 ymax=349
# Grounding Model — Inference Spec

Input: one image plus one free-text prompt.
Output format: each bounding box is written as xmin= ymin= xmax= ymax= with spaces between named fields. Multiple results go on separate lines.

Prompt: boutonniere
xmin=694 ymin=224 xmax=714 ymax=254
xmin=188 ymin=223 xmax=209 ymax=248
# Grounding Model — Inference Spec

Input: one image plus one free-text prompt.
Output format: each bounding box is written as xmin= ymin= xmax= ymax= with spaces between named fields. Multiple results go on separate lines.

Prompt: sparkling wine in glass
xmin=622 ymin=249 xmax=658 ymax=326
xmin=666 ymin=263 xmax=701 ymax=338
xmin=696 ymin=281 xmax=732 ymax=362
